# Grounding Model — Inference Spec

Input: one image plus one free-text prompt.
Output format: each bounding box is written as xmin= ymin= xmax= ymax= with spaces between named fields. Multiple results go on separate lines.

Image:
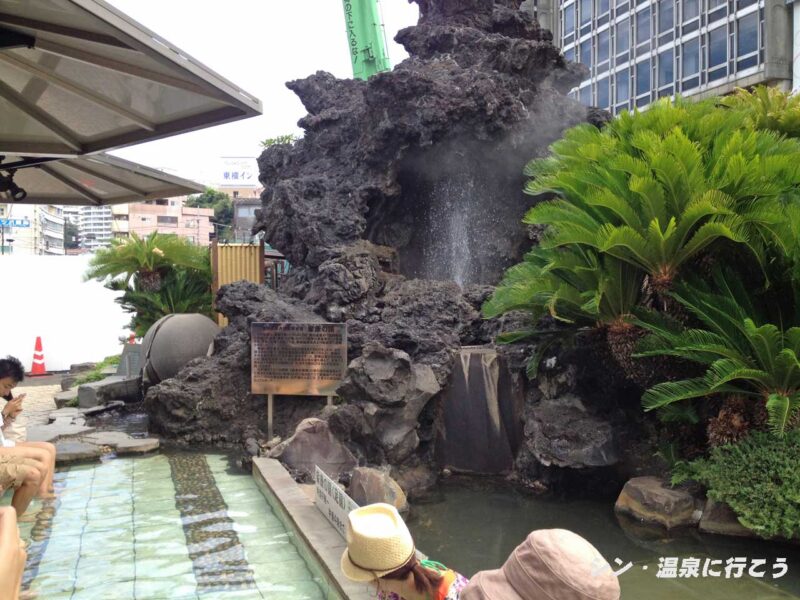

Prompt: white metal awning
xmin=0 ymin=0 xmax=262 ymax=158
xmin=4 ymin=152 xmax=204 ymax=205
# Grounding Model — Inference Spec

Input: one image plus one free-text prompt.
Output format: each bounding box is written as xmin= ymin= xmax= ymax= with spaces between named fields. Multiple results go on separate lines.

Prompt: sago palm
xmin=720 ymin=86 xmax=800 ymax=138
xmin=484 ymin=246 xmax=641 ymax=377
xmin=636 ymin=275 xmax=800 ymax=436
xmin=116 ymin=266 xmax=213 ymax=337
xmin=86 ymin=232 xmax=209 ymax=292
xmin=525 ymin=118 xmax=794 ymax=295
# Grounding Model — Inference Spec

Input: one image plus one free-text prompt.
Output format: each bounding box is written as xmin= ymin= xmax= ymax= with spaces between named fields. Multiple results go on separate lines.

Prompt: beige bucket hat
xmin=340 ymin=503 xmax=416 ymax=582
xmin=461 ymin=529 xmax=620 ymax=600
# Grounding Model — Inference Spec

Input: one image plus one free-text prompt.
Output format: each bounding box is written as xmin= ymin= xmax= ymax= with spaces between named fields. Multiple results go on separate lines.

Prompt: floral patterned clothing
xmin=376 ymin=568 xmax=469 ymax=600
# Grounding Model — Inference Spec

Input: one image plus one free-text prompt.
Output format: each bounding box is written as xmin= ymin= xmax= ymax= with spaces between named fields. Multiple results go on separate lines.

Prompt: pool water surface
xmin=11 ymin=452 xmax=326 ymax=599
xmin=408 ymin=479 xmax=800 ymax=600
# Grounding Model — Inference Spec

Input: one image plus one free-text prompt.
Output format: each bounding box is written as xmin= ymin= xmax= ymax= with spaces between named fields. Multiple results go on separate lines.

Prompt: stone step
xmin=54 ymin=440 xmax=102 ymax=464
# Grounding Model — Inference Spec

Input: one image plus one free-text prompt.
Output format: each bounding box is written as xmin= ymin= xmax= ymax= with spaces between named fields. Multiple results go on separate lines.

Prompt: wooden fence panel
xmin=211 ymin=241 xmax=265 ymax=326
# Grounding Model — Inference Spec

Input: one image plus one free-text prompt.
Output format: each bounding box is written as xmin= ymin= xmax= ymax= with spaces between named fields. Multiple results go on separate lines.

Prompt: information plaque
xmin=315 ymin=465 xmax=358 ymax=539
xmin=251 ymin=322 xmax=347 ymax=396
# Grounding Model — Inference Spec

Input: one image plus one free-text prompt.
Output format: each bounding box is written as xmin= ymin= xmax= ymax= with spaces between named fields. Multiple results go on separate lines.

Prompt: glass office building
xmin=532 ymin=0 xmax=792 ymax=113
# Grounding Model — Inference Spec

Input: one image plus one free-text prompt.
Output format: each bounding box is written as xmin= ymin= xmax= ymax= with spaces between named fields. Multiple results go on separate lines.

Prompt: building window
xmin=598 ymin=0 xmax=610 ymax=14
xmin=682 ymin=38 xmax=700 ymax=78
xmin=580 ymin=41 xmax=592 ymax=68
xmin=616 ymin=18 xmax=630 ymax=56
xmin=565 ymin=46 xmax=576 ymax=62
xmin=658 ymin=49 xmax=674 ymax=87
xmin=237 ymin=206 xmax=257 ymax=218
xmin=564 ymin=3 xmax=576 ymax=34
xmin=683 ymin=0 xmax=698 ymax=21
xmin=636 ymin=8 xmax=650 ymax=45
xmin=598 ymin=29 xmax=610 ymax=64
xmin=708 ymin=0 xmax=726 ymax=22
xmin=157 ymin=216 xmax=178 ymax=226
xmin=737 ymin=13 xmax=758 ymax=58
xmin=580 ymin=0 xmax=592 ymax=25
xmin=658 ymin=0 xmax=674 ymax=33
xmin=597 ymin=77 xmax=610 ymax=108
xmin=636 ymin=59 xmax=651 ymax=96
xmin=708 ymin=25 xmax=727 ymax=69
xmin=580 ymin=85 xmax=592 ymax=105
xmin=616 ymin=68 xmax=630 ymax=102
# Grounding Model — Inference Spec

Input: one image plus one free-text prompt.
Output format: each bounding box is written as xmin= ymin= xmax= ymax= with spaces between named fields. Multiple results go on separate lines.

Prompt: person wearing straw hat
xmin=341 ymin=503 xmax=469 ymax=599
xmin=460 ymin=528 xmax=621 ymax=600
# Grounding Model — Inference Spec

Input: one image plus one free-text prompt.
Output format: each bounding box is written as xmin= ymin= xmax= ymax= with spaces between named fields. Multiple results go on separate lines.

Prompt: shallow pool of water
xmin=12 ymin=452 xmax=326 ymax=599
xmin=407 ymin=479 xmax=800 ymax=599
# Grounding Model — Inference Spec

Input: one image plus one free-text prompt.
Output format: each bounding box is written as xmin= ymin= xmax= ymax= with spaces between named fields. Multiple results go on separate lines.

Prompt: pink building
xmin=112 ymin=198 xmax=214 ymax=246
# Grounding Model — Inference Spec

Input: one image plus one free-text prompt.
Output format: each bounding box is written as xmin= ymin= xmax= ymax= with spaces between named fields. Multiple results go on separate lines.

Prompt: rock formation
xmin=253 ymin=0 xmax=600 ymax=290
xmin=144 ymin=283 xmax=328 ymax=445
xmin=145 ymin=0 xmax=626 ymax=496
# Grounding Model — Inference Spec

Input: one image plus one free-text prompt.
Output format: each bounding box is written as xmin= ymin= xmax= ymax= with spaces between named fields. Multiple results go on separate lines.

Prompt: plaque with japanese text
xmin=251 ymin=322 xmax=347 ymax=395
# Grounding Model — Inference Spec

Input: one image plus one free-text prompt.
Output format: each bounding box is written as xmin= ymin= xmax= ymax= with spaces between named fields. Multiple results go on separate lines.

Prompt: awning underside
xmin=4 ymin=152 xmax=204 ymax=205
xmin=0 ymin=0 xmax=261 ymax=157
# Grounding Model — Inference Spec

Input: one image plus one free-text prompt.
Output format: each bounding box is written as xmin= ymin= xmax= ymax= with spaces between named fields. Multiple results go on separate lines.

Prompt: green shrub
xmin=673 ymin=431 xmax=800 ymax=538
xmin=102 ymin=355 xmax=121 ymax=367
xmin=73 ymin=355 xmax=120 ymax=386
xmin=73 ymin=371 xmax=105 ymax=386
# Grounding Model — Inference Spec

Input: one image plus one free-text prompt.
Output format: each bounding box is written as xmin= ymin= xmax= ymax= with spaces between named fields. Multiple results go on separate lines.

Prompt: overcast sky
xmin=106 ymin=1 xmax=420 ymax=186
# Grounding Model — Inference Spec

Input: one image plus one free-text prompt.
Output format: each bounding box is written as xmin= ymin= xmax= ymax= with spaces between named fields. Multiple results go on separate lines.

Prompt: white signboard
xmin=315 ymin=465 xmax=358 ymax=538
xmin=219 ymin=156 xmax=258 ymax=188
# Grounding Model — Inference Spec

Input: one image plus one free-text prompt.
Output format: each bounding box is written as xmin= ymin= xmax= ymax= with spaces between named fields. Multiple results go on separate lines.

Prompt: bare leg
xmin=17 ymin=443 xmax=54 ymax=494
xmin=14 ymin=546 xmax=25 ymax=600
xmin=0 ymin=448 xmax=50 ymax=497
xmin=0 ymin=506 xmax=22 ymax=600
xmin=10 ymin=469 xmax=40 ymax=517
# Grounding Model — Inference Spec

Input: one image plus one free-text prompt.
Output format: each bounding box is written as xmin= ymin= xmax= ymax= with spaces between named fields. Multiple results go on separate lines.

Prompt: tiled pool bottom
xmin=9 ymin=453 xmax=327 ymax=599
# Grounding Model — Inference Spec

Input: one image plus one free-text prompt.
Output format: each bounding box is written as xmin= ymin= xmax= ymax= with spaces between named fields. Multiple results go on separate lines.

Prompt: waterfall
xmin=420 ymin=176 xmax=476 ymax=286
xmin=435 ymin=346 xmax=524 ymax=474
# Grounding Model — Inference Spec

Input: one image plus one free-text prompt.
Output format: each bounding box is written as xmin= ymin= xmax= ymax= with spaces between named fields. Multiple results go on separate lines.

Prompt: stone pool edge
xmin=252 ymin=457 xmax=372 ymax=600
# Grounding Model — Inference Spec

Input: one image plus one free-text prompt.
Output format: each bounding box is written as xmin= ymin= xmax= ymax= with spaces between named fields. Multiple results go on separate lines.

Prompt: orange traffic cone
xmin=30 ymin=336 xmax=46 ymax=376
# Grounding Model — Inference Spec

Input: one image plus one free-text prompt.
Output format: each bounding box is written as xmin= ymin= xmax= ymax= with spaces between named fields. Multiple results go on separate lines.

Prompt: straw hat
xmin=461 ymin=529 xmax=620 ymax=600
xmin=340 ymin=503 xmax=416 ymax=582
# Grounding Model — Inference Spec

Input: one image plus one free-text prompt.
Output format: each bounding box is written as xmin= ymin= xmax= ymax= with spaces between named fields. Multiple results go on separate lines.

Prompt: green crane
xmin=341 ymin=0 xmax=391 ymax=80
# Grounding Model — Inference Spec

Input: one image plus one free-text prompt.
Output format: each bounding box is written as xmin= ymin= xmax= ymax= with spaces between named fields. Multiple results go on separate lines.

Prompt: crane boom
xmin=341 ymin=0 xmax=391 ymax=80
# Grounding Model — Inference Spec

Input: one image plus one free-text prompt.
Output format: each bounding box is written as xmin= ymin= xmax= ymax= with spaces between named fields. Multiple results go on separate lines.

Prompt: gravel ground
xmin=8 ymin=384 xmax=59 ymax=428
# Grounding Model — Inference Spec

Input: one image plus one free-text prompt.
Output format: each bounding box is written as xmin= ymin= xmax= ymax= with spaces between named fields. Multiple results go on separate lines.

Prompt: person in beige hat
xmin=460 ymin=528 xmax=621 ymax=600
xmin=341 ymin=503 xmax=469 ymax=599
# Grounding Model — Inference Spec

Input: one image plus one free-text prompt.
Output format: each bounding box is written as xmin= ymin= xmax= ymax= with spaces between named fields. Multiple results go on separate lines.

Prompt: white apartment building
xmin=77 ymin=205 xmax=113 ymax=251
xmin=0 ymin=203 xmax=65 ymax=255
